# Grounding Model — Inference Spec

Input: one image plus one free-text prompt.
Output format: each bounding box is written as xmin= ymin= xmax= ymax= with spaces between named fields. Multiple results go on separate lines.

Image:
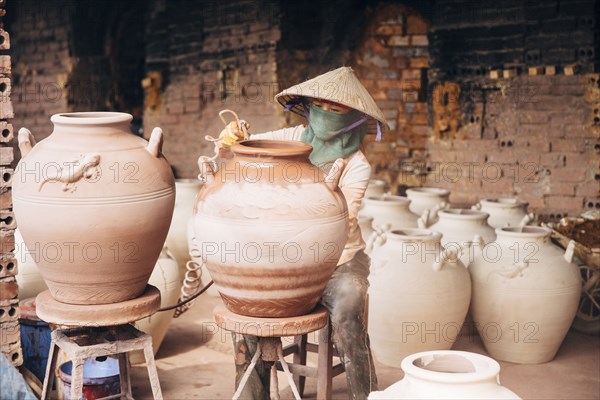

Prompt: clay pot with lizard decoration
xmin=194 ymin=140 xmax=348 ymax=317
xmin=13 ymin=112 xmax=175 ymax=305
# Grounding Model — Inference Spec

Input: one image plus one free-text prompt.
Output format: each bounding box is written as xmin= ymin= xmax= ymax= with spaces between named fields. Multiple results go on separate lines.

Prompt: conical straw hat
xmin=275 ymin=66 xmax=390 ymax=134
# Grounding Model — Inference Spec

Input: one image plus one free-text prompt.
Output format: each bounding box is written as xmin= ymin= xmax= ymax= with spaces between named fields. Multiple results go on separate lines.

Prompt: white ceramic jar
xmin=360 ymin=195 xmax=425 ymax=232
xmin=429 ymin=209 xmax=496 ymax=267
xmin=472 ymin=198 xmax=535 ymax=229
xmin=406 ymin=187 xmax=450 ymax=222
xmin=369 ymin=350 xmax=521 ymax=399
xmin=368 ymin=229 xmax=471 ymax=367
xmin=469 ymin=226 xmax=581 ymax=364
xmin=14 ymin=228 xmax=48 ymax=300
xmin=164 ymin=179 xmax=203 ymax=274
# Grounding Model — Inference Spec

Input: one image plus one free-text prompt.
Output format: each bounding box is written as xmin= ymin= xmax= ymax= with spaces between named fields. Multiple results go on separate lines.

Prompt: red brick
xmin=0 ymin=257 xmax=17 ymax=278
xmin=540 ymin=153 xmax=564 ymax=167
xmin=545 ymin=195 xmax=584 ymax=211
xmin=409 ymin=57 xmax=430 ymax=68
xmin=0 ymin=122 xmax=13 ymax=143
xmin=551 ymin=167 xmax=589 ymax=182
xmin=378 ymin=80 xmax=403 ymax=89
xmin=518 ymin=111 xmax=548 ymax=124
xmin=387 ymin=35 xmax=409 ymax=46
xmin=410 ymin=35 xmax=429 ymax=46
xmin=401 ymin=69 xmax=422 ymax=80
xmin=576 ymin=183 xmax=600 ymax=197
xmin=0 ymin=147 xmax=13 ymax=166
xmin=375 ymin=25 xmax=403 ymax=36
xmin=0 ymin=278 xmax=18 ymax=301
xmin=0 ymin=190 xmax=11 ymax=210
xmin=565 ymin=124 xmax=594 ymax=138
xmin=407 ymin=15 xmax=428 ymax=34
xmin=551 ymin=139 xmax=588 ymax=153
xmin=545 ymin=181 xmax=576 ymax=196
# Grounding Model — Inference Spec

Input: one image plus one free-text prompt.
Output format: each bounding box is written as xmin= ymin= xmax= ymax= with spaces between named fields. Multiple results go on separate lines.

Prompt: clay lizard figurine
xmin=38 ymin=153 xmax=102 ymax=193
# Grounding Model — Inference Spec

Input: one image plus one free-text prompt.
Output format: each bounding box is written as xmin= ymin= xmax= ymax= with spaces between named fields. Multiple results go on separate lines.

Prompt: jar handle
xmin=18 ymin=128 xmax=37 ymax=158
xmin=432 ymin=246 xmax=460 ymax=271
xmin=518 ymin=212 xmax=537 ymax=227
xmin=365 ymin=224 xmax=389 ymax=253
xmin=197 ymin=156 xmax=216 ymax=185
xmin=146 ymin=127 xmax=164 ymax=157
xmin=463 ymin=234 xmax=486 ymax=268
xmin=324 ymin=158 xmax=346 ymax=191
xmin=564 ymin=240 xmax=576 ymax=263
xmin=417 ymin=209 xmax=430 ymax=229
xmin=471 ymin=202 xmax=482 ymax=211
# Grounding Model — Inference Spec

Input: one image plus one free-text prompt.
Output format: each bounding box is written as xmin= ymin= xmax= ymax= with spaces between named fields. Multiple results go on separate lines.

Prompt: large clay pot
xmin=164 ymin=179 xmax=203 ymax=273
xmin=470 ymin=226 xmax=581 ymax=364
xmin=14 ymin=228 xmax=48 ymax=300
xmin=368 ymin=229 xmax=471 ymax=367
xmin=369 ymin=350 xmax=521 ymax=399
xmin=360 ymin=195 xmax=426 ymax=232
xmin=13 ymin=112 xmax=175 ymax=305
xmin=429 ymin=209 xmax=496 ymax=267
xmin=472 ymin=198 xmax=535 ymax=229
xmin=131 ymin=248 xmax=181 ymax=364
xmin=194 ymin=140 xmax=348 ymax=317
xmin=406 ymin=187 xmax=450 ymax=222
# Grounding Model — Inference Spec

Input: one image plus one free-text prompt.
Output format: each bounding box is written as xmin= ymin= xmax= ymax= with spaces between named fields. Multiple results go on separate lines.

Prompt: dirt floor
xmin=130 ymin=292 xmax=600 ymax=399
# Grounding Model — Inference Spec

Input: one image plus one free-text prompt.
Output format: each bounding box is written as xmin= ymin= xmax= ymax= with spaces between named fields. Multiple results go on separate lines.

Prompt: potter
xmin=198 ymin=67 xmax=387 ymax=400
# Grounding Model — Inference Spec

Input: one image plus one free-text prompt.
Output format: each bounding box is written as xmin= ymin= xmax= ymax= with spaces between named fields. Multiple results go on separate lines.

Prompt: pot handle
xmin=417 ymin=209 xmax=430 ymax=229
xmin=431 ymin=201 xmax=449 ymax=219
xmin=146 ymin=127 xmax=164 ymax=157
xmin=197 ymin=156 xmax=216 ymax=185
xmin=432 ymin=246 xmax=460 ymax=271
xmin=471 ymin=202 xmax=482 ymax=211
xmin=365 ymin=224 xmax=390 ymax=253
xmin=462 ymin=234 xmax=486 ymax=268
xmin=564 ymin=240 xmax=576 ymax=263
xmin=18 ymin=128 xmax=37 ymax=158
xmin=518 ymin=212 xmax=537 ymax=227
xmin=324 ymin=158 xmax=346 ymax=192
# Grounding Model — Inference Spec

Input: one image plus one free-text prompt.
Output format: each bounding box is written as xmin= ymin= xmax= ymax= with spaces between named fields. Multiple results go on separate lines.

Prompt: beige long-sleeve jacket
xmin=252 ymin=125 xmax=371 ymax=266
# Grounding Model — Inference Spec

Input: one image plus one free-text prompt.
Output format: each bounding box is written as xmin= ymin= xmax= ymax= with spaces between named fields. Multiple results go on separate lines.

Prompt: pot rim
xmin=496 ymin=225 xmax=551 ymax=238
xmin=364 ymin=194 xmax=411 ymax=205
xmin=406 ymin=187 xmax=450 ymax=197
xmin=438 ymin=208 xmax=490 ymax=220
xmin=480 ymin=197 xmax=528 ymax=208
xmin=51 ymin=112 xmax=133 ymax=126
xmin=401 ymin=350 xmax=501 ymax=384
xmin=231 ymin=140 xmax=312 ymax=157
xmin=387 ymin=228 xmax=442 ymax=242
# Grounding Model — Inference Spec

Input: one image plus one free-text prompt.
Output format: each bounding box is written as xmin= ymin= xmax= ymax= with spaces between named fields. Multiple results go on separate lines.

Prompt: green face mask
xmin=301 ymin=104 xmax=368 ymax=169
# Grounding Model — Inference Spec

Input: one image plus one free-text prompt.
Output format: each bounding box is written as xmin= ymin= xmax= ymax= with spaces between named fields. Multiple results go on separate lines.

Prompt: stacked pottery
xmin=194 ymin=140 xmax=348 ymax=317
xmin=369 ymin=350 xmax=521 ymax=399
xmin=368 ymin=229 xmax=471 ymax=367
xmin=469 ymin=226 xmax=581 ymax=363
xmin=429 ymin=209 xmax=496 ymax=267
xmin=360 ymin=195 xmax=427 ymax=232
xmin=472 ymin=198 xmax=535 ymax=229
xmin=164 ymin=179 xmax=203 ymax=274
xmin=406 ymin=187 xmax=450 ymax=223
xmin=12 ymin=112 xmax=175 ymax=305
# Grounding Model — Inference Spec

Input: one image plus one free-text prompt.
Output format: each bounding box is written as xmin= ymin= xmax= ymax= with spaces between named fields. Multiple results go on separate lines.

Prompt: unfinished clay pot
xmin=369 ymin=350 xmax=521 ymax=399
xmin=368 ymin=229 xmax=471 ymax=367
xmin=360 ymin=195 xmax=425 ymax=232
xmin=470 ymin=226 xmax=581 ymax=364
xmin=472 ymin=198 xmax=535 ymax=229
xmin=406 ymin=187 xmax=450 ymax=222
xmin=194 ymin=140 xmax=348 ymax=317
xmin=13 ymin=112 xmax=175 ymax=305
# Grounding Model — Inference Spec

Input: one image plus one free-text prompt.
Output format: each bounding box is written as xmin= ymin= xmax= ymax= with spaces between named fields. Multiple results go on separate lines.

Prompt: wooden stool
xmin=214 ymin=303 xmax=330 ymax=400
xmin=36 ymin=286 xmax=163 ymax=400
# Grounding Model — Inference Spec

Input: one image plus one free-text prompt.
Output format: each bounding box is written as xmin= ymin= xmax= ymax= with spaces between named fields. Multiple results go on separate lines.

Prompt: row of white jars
xmin=367 ymin=223 xmax=581 ymax=368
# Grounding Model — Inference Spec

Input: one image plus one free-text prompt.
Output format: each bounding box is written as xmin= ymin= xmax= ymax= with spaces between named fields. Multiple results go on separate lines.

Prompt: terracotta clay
xmin=13 ymin=112 xmax=175 ymax=305
xmin=194 ymin=140 xmax=348 ymax=317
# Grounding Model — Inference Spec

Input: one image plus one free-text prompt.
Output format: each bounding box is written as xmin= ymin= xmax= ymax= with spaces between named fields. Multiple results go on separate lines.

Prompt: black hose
xmin=157 ymin=280 xmax=214 ymax=312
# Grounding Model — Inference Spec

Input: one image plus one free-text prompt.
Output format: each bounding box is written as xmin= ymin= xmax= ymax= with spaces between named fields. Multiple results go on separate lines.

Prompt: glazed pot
xmin=360 ymin=195 xmax=427 ymax=232
xmin=164 ymin=179 xmax=203 ymax=273
xmin=194 ymin=140 xmax=348 ymax=317
xmin=429 ymin=209 xmax=496 ymax=267
xmin=13 ymin=112 xmax=175 ymax=305
xmin=369 ymin=350 xmax=521 ymax=399
xmin=131 ymin=248 xmax=181 ymax=364
xmin=406 ymin=187 xmax=450 ymax=222
xmin=472 ymin=198 xmax=535 ymax=229
xmin=470 ymin=226 xmax=581 ymax=364
xmin=368 ymin=229 xmax=471 ymax=367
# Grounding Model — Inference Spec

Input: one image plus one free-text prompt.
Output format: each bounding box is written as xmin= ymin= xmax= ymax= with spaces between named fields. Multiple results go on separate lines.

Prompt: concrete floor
xmin=131 ymin=293 xmax=600 ymax=399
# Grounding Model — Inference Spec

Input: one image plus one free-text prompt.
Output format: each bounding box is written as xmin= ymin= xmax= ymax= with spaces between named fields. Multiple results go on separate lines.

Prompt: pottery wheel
xmin=36 ymin=285 xmax=161 ymax=327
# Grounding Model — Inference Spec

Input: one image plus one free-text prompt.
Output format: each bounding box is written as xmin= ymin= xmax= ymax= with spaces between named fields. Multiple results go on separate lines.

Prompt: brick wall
xmin=144 ymin=0 xmax=285 ymax=179
xmin=425 ymin=0 xmax=599 ymax=218
xmin=351 ymin=2 xmax=430 ymax=191
xmin=0 ymin=0 xmax=23 ymax=367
